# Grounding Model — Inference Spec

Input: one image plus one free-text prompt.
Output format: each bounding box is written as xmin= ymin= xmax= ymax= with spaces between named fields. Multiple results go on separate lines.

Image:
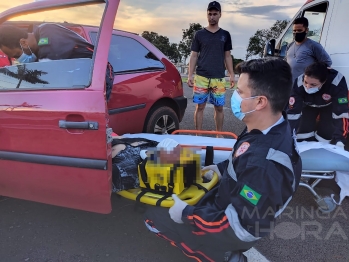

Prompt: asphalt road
xmin=0 ymin=84 xmax=348 ymax=262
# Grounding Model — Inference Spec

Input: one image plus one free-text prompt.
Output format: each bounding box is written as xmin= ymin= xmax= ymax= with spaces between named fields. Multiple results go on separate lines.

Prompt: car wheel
xmin=145 ymin=106 xmax=179 ymax=134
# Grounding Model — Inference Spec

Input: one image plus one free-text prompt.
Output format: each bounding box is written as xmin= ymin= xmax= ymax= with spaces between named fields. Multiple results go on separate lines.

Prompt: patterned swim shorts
xmin=193 ymin=75 xmax=226 ymax=106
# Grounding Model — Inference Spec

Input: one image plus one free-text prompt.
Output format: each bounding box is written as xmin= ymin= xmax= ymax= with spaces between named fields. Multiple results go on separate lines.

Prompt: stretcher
xmin=117 ymin=171 xmax=219 ymax=207
xmin=297 ymin=142 xmax=349 ymax=213
xmin=120 ymin=132 xmax=349 ymax=213
xmin=117 ymin=131 xmax=236 ymax=207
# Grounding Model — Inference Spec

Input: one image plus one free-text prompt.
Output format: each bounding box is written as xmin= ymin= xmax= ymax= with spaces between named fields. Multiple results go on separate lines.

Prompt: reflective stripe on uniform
xmin=225 ymin=204 xmax=261 ymax=242
xmin=297 ymin=74 xmax=304 ymax=87
xmin=266 ymin=148 xmax=295 ymax=191
xmin=308 ymin=102 xmax=332 ymax=108
xmin=287 ymin=113 xmax=302 ymax=120
xmin=144 ymin=221 xmax=160 ymax=233
xmin=344 ymin=119 xmax=349 ymax=137
xmin=314 ymin=132 xmax=331 ymax=143
xmin=332 ymin=72 xmax=344 ymax=86
xmin=227 ymin=151 xmax=237 ymax=181
xmin=333 ymin=112 xmax=349 ymax=119
xmin=297 ymin=131 xmax=315 ymax=139
xmin=265 ymin=148 xmax=297 ymax=218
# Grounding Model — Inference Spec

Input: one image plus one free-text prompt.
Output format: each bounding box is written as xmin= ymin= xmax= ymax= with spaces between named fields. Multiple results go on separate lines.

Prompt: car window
xmin=0 ymin=4 xmax=106 ymax=91
xmin=0 ymin=59 xmax=91 ymax=90
xmin=90 ymin=32 xmax=165 ymax=74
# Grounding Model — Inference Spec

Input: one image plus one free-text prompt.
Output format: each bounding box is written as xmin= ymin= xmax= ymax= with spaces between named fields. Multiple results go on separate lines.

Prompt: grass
xmin=181 ymin=77 xmax=236 ymax=89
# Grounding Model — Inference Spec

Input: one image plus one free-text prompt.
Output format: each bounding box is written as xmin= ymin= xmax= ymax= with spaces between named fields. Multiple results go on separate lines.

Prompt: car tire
xmin=145 ymin=106 xmax=179 ymax=134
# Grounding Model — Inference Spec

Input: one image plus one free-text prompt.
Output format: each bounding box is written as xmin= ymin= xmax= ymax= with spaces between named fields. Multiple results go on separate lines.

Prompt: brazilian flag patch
xmin=239 ymin=185 xmax=261 ymax=206
xmin=38 ymin=37 xmax=49 ymax=46
xmin=338 ymin=97 xmax=348 ymax=104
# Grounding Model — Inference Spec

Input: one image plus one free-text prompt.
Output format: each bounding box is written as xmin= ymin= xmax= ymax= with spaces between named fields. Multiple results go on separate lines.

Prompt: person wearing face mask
xmin=286 ymin=17 xmax=332 ymax=83
xmin=287 ymin=62 xmax=349 ymax=149
xmin=0 ymin=24 xmax=114 ymax=100
xmin=0 ymin=24 xmax=95 ymax=62
xmin=144 ymin=58 xmax=302 ymax=262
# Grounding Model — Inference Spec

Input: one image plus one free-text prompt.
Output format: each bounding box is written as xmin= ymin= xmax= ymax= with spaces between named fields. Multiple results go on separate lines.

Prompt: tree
xmin=246 ymin=20 xmax=288 ymax=60
xmin=141 ymin=31 xmax=181 ymax=63
xmin=167 ymin=43 xmax=182 ymax=64
xmin=179 ymin=23 xmax=203 ymax=63
xmin=0 ymin=64 xmax=48 ymax=88
xmin=232 ymin=55 xmax=244 ymax=68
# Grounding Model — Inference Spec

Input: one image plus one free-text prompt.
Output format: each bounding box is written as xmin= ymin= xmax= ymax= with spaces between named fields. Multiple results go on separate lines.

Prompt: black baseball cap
xmin=207 ymin=1 xmax=221 ymax=12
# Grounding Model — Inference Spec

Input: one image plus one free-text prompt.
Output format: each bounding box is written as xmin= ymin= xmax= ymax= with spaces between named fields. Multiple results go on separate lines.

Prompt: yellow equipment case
xmin=118 ymin=147 xmax=219 ymax=207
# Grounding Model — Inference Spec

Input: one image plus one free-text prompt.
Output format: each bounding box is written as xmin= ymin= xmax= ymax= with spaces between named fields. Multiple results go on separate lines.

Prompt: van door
xmin=0 ymin=0 xmax=120 ymax=214
xmin=325 ymin=0 xmax=349 ymax=81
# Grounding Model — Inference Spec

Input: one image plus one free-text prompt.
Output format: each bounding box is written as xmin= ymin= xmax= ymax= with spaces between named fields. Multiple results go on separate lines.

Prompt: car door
xmin=0 ymin=0 xmax=120 ymax=214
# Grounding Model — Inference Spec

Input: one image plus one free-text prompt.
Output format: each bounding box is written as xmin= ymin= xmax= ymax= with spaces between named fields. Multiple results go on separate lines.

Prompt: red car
xmin=3 ymin=20 xmax=187 ymax=136
xmin=0 ymin=0 xmax=186 ymax=214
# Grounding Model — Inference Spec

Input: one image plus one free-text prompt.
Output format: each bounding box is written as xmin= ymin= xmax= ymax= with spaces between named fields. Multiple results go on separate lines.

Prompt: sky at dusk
xmin=0 ymin=0 xmax=307 ymax=59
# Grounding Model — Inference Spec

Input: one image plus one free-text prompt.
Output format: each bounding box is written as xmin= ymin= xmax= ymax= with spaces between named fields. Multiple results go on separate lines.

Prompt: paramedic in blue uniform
xmin=287 ymin=62 xmax=349 ymax=149
xmin=0 ymin=23 xmax=114 ymax=100
xmin=144 ymin=58 xmax=302 ymax=262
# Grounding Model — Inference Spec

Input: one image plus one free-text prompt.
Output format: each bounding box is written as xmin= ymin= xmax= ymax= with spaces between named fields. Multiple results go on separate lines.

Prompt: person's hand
xmin=169 ymin=194 xmax=188 ymax=224
xmin=187 ymin=75 xmax=194 ymax=88
xmin=202 ymin=165 xmax=222 ymax=180
xmin=229 ymin=74 xmax=235 ymax=88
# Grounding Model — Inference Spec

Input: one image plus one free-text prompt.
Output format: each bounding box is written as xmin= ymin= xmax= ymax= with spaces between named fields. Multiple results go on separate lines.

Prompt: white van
xmin=266 ymin=0 xmax=349 ymax=81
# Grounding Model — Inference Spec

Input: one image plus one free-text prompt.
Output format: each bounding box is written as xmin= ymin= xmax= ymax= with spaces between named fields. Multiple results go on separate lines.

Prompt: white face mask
xmin=304 ymin=86 xmax=319 ymax=94
xmin=303 ymin=83 xmax=322 ymax=94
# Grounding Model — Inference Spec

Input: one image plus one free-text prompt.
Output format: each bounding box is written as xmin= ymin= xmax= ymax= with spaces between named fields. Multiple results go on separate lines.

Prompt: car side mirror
xmin=264 ymin=39 xmax=276 ymax=57
xmin=279 ymin=44 xmax=288 ymax=59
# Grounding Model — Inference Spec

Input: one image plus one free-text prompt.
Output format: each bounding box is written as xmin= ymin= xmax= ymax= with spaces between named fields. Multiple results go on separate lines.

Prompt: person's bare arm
xmin=224 ymin=51 xmax=235 ymax=88
xmin=188 ymin=51 xmax=198 ymax=87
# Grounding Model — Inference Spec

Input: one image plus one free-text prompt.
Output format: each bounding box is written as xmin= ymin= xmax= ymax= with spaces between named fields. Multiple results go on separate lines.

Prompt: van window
xmin=90 ymin=32 xmax=165 ymax=74
xmin=0 ymin=59 xmax=91 ymax=90
xmin=303 ymin=2 xmax=328 ymax=43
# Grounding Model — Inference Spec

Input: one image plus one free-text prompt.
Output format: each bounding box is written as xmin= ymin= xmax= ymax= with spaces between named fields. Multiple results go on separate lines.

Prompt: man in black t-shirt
xmin=0 ymin=24 xmax=114 ymax=100
xmin=187 ymin=1 xmax=234 ymax=137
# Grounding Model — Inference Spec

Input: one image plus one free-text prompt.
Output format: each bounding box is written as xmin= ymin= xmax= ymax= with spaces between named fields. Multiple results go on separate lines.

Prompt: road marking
xmin=244 ymin=247 xmax=270 ymax=262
